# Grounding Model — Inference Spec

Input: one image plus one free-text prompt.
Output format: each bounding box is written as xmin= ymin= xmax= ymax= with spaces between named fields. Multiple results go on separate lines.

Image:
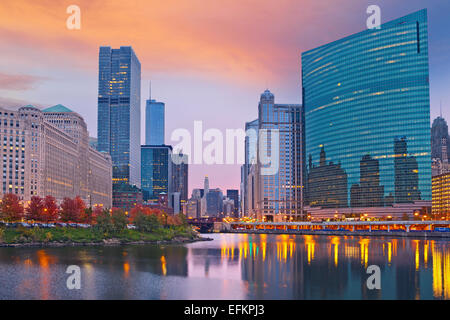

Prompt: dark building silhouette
xmin=394 ymin=137 xmax=420 ymax=203
xmin=307 ymin=147 xmax=348 ymax=208
xmin=171 ymin=153 xmax=189 ymax=202
xmin=431 ymin=116 xmax=450 ymax=161
xmin=350 ymin=155 xmax=384 ymax=207
xmin=226 ymin=189 xmax=239 ymax=217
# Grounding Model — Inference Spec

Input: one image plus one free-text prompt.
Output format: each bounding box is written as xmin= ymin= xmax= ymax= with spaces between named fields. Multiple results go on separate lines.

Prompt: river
xmin=0 ymin=233 xmax=449 ymax=299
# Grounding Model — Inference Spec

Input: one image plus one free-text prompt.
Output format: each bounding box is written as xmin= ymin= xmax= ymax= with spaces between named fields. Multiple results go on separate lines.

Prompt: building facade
xmin=302 ymin=10 xmax=431 ymax=217
xmin=256 ymin=90 xmax=303 ymax=221
xmin=97 ymin=46 xmax=141 ymax=188
xmin=0 ymin=105 xmax=112 ymax=207
xmin=241 ymin=119 xmax=258 ymax=217
xmin=145 ymin=99 xmax=165 ymax=145
xmin=112 ymin=183 xmax=143 ymax=211
xmin=171 ymin=153 xmax=189 ymax=202
xmin=226 ymin=189 xmax=239 ymax=217
xmin=432 ymin=172 xmax=450 ymax=219
xmin=141 ymin=145 xmax=173 ymax=202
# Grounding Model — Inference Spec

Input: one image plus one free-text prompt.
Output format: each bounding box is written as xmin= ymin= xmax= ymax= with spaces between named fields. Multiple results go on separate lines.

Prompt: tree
xmin=91 ymin=205 xmax=104 ymax=224
xmin=25 ymin=196 xmax=43 ymax=221
xmin=81 ymin=207 xmax=93 ymax=224
xmin=95 ymin=209 xmax=113 ymax=233
xmin=111 ymin=208 xmax=128 ymax=232
xmin=0 ymin=193 xmax=24 ymax=222
xmin=134 ymin=213 xmax=161 ymax=233
xmin=60 ymin=197 xmax=86 ymax=222
xmin=43 ymin=195 xmax=58 ymax=222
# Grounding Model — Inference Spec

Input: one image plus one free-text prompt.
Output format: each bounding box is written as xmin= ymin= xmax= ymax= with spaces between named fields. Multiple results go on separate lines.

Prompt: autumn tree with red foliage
xmin=60 ymin=196 xmax=86 ymax=222
xmin=0 ymin=193 xmax=24 ymax=222
xmin=42 ymin=195 xmax=58 ymax=222
xmin=25 ymin=196 xmax=44 ymax=221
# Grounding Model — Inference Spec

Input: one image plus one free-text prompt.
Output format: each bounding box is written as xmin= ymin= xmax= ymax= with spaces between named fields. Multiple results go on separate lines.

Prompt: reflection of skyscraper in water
xmin=350 ymin=155 xmax=384 ymax=207
xmin=307 ymin=147 xmax=348 ymax=208
xmin=394 ymin=137 xmax=420 ymax=203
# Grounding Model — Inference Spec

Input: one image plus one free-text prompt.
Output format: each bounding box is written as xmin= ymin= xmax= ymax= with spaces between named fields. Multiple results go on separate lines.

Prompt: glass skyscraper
xmin=145 ymin=99 xmax=165 ymax=145
xmin=302 ymin=9 xmax=431 ymax=209
xmin=141 ymin=145 xmax=173 ymax=201
xmin=97 ymin=46 xmax=141 ymax=188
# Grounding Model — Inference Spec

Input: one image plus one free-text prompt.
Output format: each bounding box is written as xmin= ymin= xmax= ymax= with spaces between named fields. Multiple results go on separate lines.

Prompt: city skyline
xmin=1 ymin=1 xmax=450 ymax=194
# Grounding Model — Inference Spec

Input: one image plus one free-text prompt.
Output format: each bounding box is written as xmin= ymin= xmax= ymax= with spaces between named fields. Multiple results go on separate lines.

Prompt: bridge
xmin=187 ymin=218 xmax=221 ymax=233
xmin=223 ymin=220 xmax=450 ymax=238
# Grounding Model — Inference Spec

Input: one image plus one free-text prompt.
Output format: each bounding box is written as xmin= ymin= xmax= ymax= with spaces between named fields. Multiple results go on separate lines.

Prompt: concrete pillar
xmin=406 ymin=225 xmax=410 ymax=233
xmin=253 ymin=224 xmax=256 ymax=231
xmin=352 ymin=225 xmax=355 ymax=232
xmin=387 ymin=225 xmax=390 ymax=232
xmin=369 ymin=225 xmax=372 ymax=232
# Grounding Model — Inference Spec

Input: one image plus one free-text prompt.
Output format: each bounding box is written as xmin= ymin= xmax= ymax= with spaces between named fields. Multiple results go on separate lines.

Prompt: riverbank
xmin=0 ymin=226 xmax=213 ymax=247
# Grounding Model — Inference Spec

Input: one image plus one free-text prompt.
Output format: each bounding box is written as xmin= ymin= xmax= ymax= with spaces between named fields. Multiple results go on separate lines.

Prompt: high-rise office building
xmin=141 ymin=145 xmax=173 ymax=201
xmin=256 ymin=90 xmax=303 ymax=221
xmin=226 ymin=189 xmax=239 ymax=217
xmin=206 ymin=188 xmax=223 ymax=217
xmin=97 ymin=46 xmax=141 ymax=188
xmin=431 ymin=115 xmax=450 ymax=162
xmin=302 ymin=10 xmax=431 ymax=216
xmin=241 ymin=119 xmax=258 ymax=217
xmin=145 ymin=95 xmax=165 ymax=145
xmin=171 ymin=153 xmax=189 ymax=201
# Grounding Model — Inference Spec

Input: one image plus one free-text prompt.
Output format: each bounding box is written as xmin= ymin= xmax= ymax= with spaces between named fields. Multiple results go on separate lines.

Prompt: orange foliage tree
xmin=60 ymin=196 xmax=86 ymax=222
xmin=25 ymin=196 xmax=44 ymax=221
xmin=43 ymin=195 xmax=59 ymax=222
xmin=0 ymin=193 xmax=24 ymax=222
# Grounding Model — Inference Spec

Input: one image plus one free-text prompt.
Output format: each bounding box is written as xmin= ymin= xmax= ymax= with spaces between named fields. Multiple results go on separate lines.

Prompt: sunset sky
xmin=1 ymin=0 xmax=449 ymax=194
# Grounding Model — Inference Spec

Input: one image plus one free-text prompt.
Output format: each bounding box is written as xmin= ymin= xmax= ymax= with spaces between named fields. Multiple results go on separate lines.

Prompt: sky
xmin=0 ymin=0 xmax=449 ymax=195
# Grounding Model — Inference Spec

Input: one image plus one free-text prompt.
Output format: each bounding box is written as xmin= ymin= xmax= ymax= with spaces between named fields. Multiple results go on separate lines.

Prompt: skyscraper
xmin=171 ymin=152 xmax=189 ymax=201
xmin=302 ymin=10 xmax=431 ymax=214
xmin=97 ymin=46 xmax=141 ymax=188
xmin=226 ymin=189 xmax=239 ymax=217
xmin=145 ymin=90 xmax=165 ymax=145
xmin=241 ymin=119 xmax=259 ymax=217
xmin=431 ymin=115 xmax=450 ymax=162
xmin=141 ymin=145 xmax=173 ymax=201
xmin=256 ymin=90 xmax=303 ymax=221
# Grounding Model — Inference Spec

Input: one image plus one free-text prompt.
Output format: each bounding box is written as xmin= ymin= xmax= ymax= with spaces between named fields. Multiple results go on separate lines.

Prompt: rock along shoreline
xmin=0 ymin=235 xmax=214 ymax=248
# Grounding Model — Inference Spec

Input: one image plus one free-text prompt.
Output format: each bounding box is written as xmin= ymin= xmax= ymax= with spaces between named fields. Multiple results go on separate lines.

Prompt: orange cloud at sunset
xmin=0 ymin=0 xmax=356 ymax=83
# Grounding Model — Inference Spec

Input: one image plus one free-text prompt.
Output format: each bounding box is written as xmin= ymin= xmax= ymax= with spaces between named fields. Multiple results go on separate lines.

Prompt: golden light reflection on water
xmin=431 ymin=242 xmax=450 ymax=299
xmin=160 ymin=256 xmax=167 ymax=276
xmin=213 ymin=234 xmax=450 ymax=299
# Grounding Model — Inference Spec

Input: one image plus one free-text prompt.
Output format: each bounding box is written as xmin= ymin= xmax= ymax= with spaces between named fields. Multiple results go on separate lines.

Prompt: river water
xmin=0 ymin=233 xmax=449 ymax=299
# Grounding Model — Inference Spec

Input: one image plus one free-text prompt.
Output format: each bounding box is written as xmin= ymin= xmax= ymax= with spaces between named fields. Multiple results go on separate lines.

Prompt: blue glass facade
xmin=98 ymin=46 xmax=141 ymax=188
xmin=145 ymin=99 xmax=165 ymax=145
xmin=141 ymin=145 xmax=172 ymax=201
xmin=302 ymin=10 xmax=431 ymax=208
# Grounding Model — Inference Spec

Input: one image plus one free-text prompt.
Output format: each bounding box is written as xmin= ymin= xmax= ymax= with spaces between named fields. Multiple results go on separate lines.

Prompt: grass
xmin=0 ymin=225 xmax=199 ymax=245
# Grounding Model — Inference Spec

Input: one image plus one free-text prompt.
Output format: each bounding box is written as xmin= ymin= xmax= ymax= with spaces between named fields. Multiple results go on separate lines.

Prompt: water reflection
xmin=0 ymin=234 xmax=449 ymax=299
